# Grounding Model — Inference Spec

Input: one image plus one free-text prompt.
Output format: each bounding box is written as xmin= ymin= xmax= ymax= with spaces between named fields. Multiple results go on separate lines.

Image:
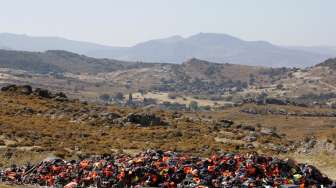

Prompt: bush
xmin=168 ymin=93 xmax=179 ymax=99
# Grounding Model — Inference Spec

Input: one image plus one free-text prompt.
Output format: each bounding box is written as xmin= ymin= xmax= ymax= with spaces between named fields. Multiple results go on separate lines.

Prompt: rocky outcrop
xmin=215 ymin=119 xmax=234 ymax=128
xmin=1 ymin=84 xmax=33 ymax=95
xmin=1 ymin=84 xmax=67 ymax=101
xmin=297 ymin=136 xmax=336 ymax=155
xmin=127 ymin=113 xmax=163 ymax=126
xmin=112 ymin=112 xmax=168 ymax=127
xmin=241 ymin=107 xmax=336 ymax=117
xmin=214 ymin=119 xmax=293 ymax=153
xmin=243 ymin=98 xmax=311 ymax=107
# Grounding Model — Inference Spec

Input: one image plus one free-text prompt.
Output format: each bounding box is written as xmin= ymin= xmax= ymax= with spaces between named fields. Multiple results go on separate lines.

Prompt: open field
xmin=132 ymin=92 xmax=232 ymax=107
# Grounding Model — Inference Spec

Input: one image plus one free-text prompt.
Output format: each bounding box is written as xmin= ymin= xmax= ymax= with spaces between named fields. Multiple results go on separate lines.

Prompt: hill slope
xmin=0 ymin=50 xmax=285 ymax=96
xmin=2 ymin=49 xmax=336 ymax=105
xmin=0 ymin=49 xmax=141 ymax=74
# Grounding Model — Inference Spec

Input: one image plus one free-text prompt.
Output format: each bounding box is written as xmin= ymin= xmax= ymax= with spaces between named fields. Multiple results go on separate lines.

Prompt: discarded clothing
xmin=0 ymin=150 xmax=333 ymax=187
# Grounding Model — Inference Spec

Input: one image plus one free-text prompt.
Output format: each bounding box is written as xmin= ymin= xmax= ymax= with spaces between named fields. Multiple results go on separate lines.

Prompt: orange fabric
xmin=163 ymin=156 xmax=169 ymax=162
xmin=80 ymin=160 xmax=90 ymax=169
xmin=208 ymin=165 xmax=215 ymax=172
xmin=52 ymin=165 xmax=62 ymax=172
xmin=223 ymin=171 xmax=231 ymax=177
xmin=193 ymin=177 xmax=201 ymax=184
xmin=184 ymin=166 xmax=192 ymax=174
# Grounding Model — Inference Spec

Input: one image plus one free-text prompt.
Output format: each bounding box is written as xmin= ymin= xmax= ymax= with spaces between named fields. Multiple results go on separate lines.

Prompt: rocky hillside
xmin=2 ymin=49 xmax=336 ymax=106
xmin=261 ymin=58 xmax=336 ymax=101
xmin=0 ymin=50 xmax=290 ymax=94
xmin=151 ymin=58 xmax=291 ymax=95
xmin=316 ymin=58 xmax=336 ymax=69
xmin=0 ymin=85 xmax=295 ymax=157
xmin=0 ymin=85 xmax=335 ymax=179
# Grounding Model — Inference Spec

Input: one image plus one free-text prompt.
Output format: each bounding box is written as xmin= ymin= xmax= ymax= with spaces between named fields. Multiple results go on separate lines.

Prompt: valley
xmin=1 ymin=50 xmax=336 ymax=111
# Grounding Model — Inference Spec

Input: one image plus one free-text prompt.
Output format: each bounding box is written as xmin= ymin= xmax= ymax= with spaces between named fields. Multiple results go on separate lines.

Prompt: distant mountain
xmin=109 ymin=33 xmax=331 ymax=67
xmin=0 ymin=33 xmax=125 ymax=55
xmin=0 ymin=33 xmax=333 ymax=67
xmin=287 ymin=46 xmax=336 ymax=56
xmin=0 ymin=42 xmax=11 ymax=50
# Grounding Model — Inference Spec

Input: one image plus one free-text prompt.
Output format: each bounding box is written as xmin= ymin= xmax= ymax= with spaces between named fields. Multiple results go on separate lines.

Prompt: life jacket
xmin=211 ymin=155 xmax=217 ymax=161
xmin=91 ymin=171 xmax=98 ymax=179
xmin=208 ymin=165 xmax=215 ymax=172
xmin=151 ymin=174 xmax=158 ymax=183
xmin=272 ymin=166 xmax=280 ymax=176
xmin=80 ymin=160 xmax=90 ymax=169
xmin=59 ymin=172 xmax=67 ymax=178
xmin=193 ymin=177 xmax=201 ymax=184
xmin=162 ymin=156 xmax=169 ymax=162
xmin=45 ymin=175 xmax=55 ymax=186
xmin=51 ymin=165 xmax=62 ymax=173
xmin=103 ymin=168 xmax=113 ymax=177
xmin=64 ymin=181 xmax=78 ymax=188
xmin=184 ymin=166 xmax=192 ymax=174
xmin=223 ymin=171 xmax=231 ymax=177
xmin=117 ymin=171 xmax=125 ymax=180
xmin=6 ymin=171 xmax=16 ymax=180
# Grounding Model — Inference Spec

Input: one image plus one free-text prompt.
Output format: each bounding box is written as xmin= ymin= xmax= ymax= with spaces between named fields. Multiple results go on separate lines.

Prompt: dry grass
xmin=132 ymin=92 xmax=229 ymax=107
xmin=198 ymin=103 xmax=336 ymax=140
xmin=0 ymin=92 xmax=335 ymax=178
xmin=0 ymin=92 xmax=234 ymax=161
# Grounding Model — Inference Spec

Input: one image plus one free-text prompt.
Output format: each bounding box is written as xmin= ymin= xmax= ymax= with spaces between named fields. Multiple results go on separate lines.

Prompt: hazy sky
xmin=1 ymin=0 xmax=335 ymax=47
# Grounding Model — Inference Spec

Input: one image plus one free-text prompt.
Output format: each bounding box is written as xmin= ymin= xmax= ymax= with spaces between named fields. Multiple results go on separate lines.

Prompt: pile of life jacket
xmin=0 ymin=150 xmax=334 ymax=187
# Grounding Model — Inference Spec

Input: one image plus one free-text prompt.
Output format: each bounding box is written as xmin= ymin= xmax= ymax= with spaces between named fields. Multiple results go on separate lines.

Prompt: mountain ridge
xmin=0 ymin=32 xmax=334 ymax=67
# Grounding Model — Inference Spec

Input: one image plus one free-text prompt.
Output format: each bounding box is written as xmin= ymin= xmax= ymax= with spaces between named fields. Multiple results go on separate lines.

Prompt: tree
xmin=128 ymin=93 xmax=133 ymax=102
xmin=189 ymin=101 xmax=199 ymax=111
xmin=114 ymin=92 xmax=124 ymax=101
xmin=138 ymin=89 xmax=145 ymax=96
xmin=99 ymin=94 xmax=110 ymax=103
